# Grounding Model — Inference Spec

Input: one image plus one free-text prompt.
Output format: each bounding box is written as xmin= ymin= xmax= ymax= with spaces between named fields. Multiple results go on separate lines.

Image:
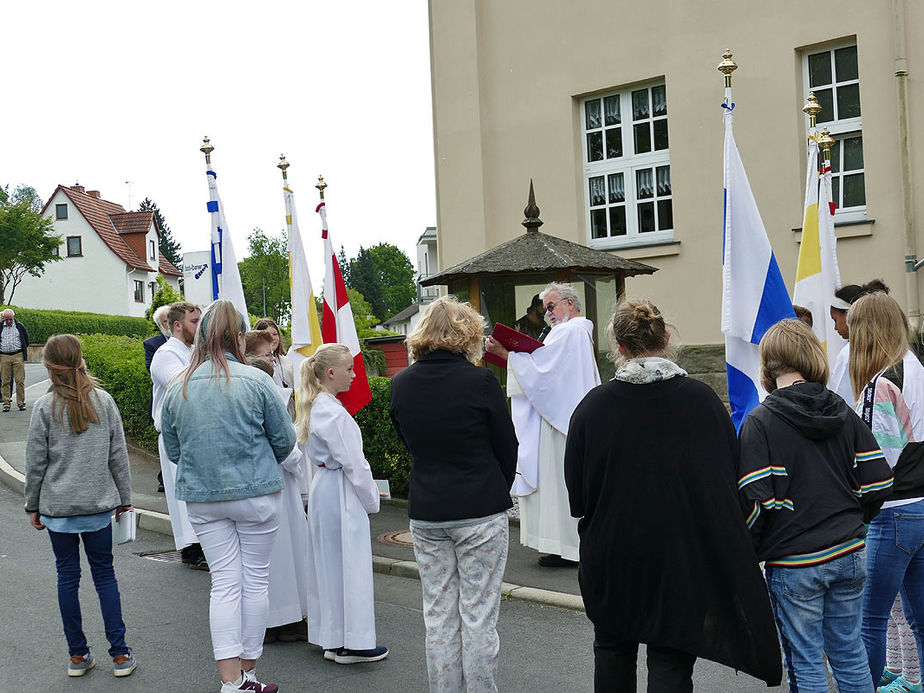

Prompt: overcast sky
xmin=1 ymin=0 xmax=436 ymax=285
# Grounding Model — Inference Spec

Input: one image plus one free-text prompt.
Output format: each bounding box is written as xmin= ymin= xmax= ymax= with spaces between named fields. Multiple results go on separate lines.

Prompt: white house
xmin=14 ymin=184 xmax=182 ymax=317
xmin=380 ymin=226 xmax=439 ymax=335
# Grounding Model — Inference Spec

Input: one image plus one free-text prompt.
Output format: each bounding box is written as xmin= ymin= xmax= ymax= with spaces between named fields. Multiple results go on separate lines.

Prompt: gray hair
xmin=539 ymin=282 xmax=582 ymax=313
xmin=152 ymin=305 xmax=171 ymax=337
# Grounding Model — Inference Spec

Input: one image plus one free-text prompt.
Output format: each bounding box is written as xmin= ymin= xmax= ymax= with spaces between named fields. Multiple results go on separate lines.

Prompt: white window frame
xmin=802 ymin=40 xmax=865 ymax=223
xmin=581 ymin=81 xmax=673 ymax=249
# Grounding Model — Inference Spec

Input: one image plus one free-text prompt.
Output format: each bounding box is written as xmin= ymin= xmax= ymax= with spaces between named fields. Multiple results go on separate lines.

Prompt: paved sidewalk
xmin=1 ymin=367 xmax=583 ymax=610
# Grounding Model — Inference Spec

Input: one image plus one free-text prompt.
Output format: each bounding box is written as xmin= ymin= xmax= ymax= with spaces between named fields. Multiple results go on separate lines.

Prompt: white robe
xmin=150 ymin=337 xmax=197 ymax=550
xmin=508 ymin=316 xmax=600 ymax=561
xmin=266 ymin=441 xmax=311 ymax=627
xmin=304 ymin=392 xmax=380 ymax=650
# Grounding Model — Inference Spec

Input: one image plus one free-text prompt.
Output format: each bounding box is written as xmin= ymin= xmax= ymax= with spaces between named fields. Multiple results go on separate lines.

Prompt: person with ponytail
xmin=564 ymin=300 xmax=782 ymax=691
xmin=24 ymin=334 xmax=136 ymax=678
xmin=160 ymin=300 xmax=296 ymax=693
xmin=295 ymin=343 xmax=387 ymax=665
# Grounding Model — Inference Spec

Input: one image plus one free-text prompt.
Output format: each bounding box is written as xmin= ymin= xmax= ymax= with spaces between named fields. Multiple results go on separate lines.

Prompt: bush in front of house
xmin=79 ymin=334 xmax=158 ymax=454
xmin=4 ymin=305 xmax=153 ymax=344
xmin=354 ymin=376 xmax=412 ymax=498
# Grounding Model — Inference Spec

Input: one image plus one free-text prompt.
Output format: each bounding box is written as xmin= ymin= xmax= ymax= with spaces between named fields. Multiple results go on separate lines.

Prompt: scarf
xmin=613 ymin=356 xmax=687 ymax=384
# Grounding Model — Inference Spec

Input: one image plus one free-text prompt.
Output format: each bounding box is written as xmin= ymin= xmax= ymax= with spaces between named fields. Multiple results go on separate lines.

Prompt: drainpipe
xmin=893 ymin=0 xmax=919 ymax=331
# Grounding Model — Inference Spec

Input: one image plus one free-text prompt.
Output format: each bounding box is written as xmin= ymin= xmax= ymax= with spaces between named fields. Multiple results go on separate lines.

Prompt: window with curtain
xmin=804 ymin=42 xmax=865 ymax=220
xmin=583 ymin=82 xmax=672 ymax=248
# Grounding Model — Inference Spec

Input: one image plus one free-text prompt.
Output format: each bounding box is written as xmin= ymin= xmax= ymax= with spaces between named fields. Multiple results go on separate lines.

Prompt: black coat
xmin=143 ymin=334 xmax=168 ymax=372
xmin=389 ymin=349 xmax=518 ymax=521
xmin=564 ymin=376 xmax=782 ymax=686
xmin=0 ymin=320 xmax=29 ymax=359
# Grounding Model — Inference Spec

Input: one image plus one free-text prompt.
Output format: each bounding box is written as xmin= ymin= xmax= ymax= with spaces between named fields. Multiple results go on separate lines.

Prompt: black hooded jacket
xmin=738 ymin=381 xmax=894 ymax=563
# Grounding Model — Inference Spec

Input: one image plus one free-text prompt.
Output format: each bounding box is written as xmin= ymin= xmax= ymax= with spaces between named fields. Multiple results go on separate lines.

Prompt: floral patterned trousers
xmin=411 ymin=514 xmax=509 ymax=693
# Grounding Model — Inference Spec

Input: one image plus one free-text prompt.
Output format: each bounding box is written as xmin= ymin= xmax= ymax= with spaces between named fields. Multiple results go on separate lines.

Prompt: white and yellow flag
xmin=792 ymin=136 xmax=846 ymax=366
xmin=283 ymin=184 xmax=322 ymax=371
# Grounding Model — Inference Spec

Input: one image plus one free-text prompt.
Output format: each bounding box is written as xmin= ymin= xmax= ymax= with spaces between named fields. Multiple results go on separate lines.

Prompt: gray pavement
xmin=0 ymin=364 xmax=788 ymax=690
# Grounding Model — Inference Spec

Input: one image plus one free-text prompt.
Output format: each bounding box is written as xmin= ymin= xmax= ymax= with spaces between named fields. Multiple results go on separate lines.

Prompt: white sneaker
xmin=220 ymin=671 xmax=279 ymax=692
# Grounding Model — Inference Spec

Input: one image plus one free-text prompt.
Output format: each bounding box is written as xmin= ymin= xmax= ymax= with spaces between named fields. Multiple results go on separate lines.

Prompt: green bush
xmin=3 ymin=305 xmax=153 ymax=344
xmin=355 ymin=377 xmax=411 ymax=498
xmin=79 ymin=334 xmax=158 ymax=454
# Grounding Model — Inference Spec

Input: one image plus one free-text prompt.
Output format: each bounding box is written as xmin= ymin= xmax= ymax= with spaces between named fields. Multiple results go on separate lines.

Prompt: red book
xmin=484 ymin=323 xmax=544 ymax=369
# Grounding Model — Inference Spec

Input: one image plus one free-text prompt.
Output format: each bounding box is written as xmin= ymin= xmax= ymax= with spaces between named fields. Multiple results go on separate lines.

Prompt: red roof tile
xmin=159 ymin=255 xmax=183 ymax=277
xmin=111 ymin=211 xmax=155 ymax=235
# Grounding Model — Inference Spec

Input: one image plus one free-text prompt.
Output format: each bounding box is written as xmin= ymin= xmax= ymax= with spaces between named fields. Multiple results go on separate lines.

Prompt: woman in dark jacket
xmin=564 ymin=299 xmax=782 ymax=692
xmin=390 ymin=295 xmax=518 ymax=693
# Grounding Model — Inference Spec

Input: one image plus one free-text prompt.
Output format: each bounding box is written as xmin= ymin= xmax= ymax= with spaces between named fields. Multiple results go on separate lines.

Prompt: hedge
xmin=76 ymin=335 xmax=413 ymax=496
xmin=79 ymin=334 xmax=158 ymax=454
xmin=4 ymin=305 xmax=153 ymax=344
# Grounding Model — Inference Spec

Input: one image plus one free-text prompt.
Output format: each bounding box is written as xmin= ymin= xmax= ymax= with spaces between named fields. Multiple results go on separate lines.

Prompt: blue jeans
xmin=863 ymin=500 xmax=924 ymax=681
xmin=48 ymin=525 xmax=129 ymax=658
xmin=765 ymin=549 xmax=871 ymax=693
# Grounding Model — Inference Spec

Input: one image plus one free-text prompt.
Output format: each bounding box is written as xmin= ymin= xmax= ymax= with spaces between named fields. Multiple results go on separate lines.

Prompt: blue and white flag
xmin=721 ymin=104 xmax=795 ymax=430
xmin=205 ymin=163 xmax=248 ymax=321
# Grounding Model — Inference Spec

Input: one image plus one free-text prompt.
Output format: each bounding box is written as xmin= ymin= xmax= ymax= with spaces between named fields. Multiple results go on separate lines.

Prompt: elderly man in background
xmin=1 ymin=308 xmax=30 ymax=412
xmin=150 ymin=301 xmax=208 ymax=570
xmin=485 ymin=282 xmax=600 ymax=567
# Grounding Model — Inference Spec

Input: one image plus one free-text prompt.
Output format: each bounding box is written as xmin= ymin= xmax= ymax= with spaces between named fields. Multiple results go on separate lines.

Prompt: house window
xmin=148 ymin=281 xmax=156 ymax=299
xmin=583 ymin=82 xmax=672 ymax=247
xmin=52 ymin=245 xmax=60 ymax=257
xmin=55 ymin=204 xmax=68 ymax=220
xmin=149 ymin=240 xmax=156 ymax=260
xmin=66 ymin=236 xmax=82 ymax=257
xmin=134 ymin=280 xmax=144 ymax=303
xmin=804 ymin=42 xmax=865 ymax=219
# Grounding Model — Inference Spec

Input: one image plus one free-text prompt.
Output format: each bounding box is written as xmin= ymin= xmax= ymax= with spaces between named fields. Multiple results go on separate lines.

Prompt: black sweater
xmin=738 ymin=382 xmax=894 ymax=564
xmin=389 ymin=350 xmax=518 ymax=521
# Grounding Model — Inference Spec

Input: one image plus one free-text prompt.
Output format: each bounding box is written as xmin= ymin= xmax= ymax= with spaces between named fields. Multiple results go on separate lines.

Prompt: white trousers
xmin=411 ymin=514 xmax=509 ymax=693
xmin=187 ymin=492 xmax=281 ymax=661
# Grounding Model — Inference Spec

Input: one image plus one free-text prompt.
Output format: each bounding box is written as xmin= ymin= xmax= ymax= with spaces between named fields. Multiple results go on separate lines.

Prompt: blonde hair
xmin=848 ymin=292 xmax=910 ymax=400
xmin=43 ymin=334 xmax=101 ymax=434
xmin=182 ymin=300 xmax=248 ymax=398
xmin=406 ymin=295 xmax=485 ymax=363
xmin=759 ymin=319 xmax=829 ymax=393
xmin=294 ymin=343 xmax=353 ymax=443
xmin=607 ymin=299 xmax=670 ymax=362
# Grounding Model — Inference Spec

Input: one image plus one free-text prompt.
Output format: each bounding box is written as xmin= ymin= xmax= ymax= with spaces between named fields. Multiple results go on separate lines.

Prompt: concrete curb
xmin=372 ymin=556 xmax=585 ymax=613
xmin=1 ymin=454 xmax=569 ymax=612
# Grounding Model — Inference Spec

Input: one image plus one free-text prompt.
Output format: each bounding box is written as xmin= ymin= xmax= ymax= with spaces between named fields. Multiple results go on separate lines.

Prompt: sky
xmin=1 ymin=1 xmax=436 ymax=286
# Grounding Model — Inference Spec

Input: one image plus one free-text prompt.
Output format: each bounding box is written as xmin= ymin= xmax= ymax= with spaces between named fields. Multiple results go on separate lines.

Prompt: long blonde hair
xmin=44 ymin=334 xmax=100 ymax=434
xmin=294 ymin=343 xmax=353 ymax=443
xmin=182 ymin=300 xmax=248 ymax=398
xmin=848 ymin=292 xmax=910 ymax=400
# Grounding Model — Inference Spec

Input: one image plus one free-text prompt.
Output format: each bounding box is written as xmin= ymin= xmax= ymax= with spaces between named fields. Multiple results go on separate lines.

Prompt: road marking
xmin=26 ymin=379 xmax=49 ymax=393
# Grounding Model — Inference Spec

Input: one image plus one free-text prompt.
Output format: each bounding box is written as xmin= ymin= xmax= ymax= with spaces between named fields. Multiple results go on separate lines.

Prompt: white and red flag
xmin=317 ymin=200 xmax=371 ymax=414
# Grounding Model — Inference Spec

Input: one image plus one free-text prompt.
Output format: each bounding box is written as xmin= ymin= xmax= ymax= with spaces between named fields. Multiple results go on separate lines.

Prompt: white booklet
xmin=374 ymin=479 xmax=391 ymax=501
xmin=111 ymin=510 xmax=137 ymax=544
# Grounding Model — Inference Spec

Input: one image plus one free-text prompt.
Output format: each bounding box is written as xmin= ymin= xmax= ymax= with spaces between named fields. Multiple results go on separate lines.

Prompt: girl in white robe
xmin=295 ymin=344 xmax=388 ymax=665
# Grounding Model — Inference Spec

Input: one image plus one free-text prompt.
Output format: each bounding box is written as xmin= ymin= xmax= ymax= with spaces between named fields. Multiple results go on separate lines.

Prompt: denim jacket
xmin=161 ymin=354 xmax=296 ymax=502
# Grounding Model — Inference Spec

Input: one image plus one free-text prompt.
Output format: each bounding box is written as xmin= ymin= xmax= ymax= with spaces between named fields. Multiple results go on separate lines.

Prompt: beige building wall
xmin=429 ymin=0 xmax=923 ymax=345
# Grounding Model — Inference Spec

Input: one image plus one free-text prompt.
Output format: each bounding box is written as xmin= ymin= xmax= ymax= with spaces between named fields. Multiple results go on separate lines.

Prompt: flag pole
xmin=817 ymin=126 xmax=834 ymax=166
xmin=316 ymin=175 xmax=327 ymax=202
xmin=200 ymin=136 xmax=218 ymax=301
xmin=803 ymin=92 xmax=822 ymax=139
xmin=718 ymin=48 xmax=737 ymax=106
xmin=278 ymin=154 xmax=290 ymax=184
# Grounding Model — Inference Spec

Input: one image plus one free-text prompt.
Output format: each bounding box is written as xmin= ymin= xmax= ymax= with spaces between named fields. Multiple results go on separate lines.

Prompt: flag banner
xmin=317 ymin=201 xmax=372 ymax=414
xmin=205 ymin=166 xmax=248 ymax=321
xmin=792 ymin=137 xmax=846 ymax=366
xmin=818 ymin=155 xmax=845 ymax=359
xmin=284 ymin=185 xmax=323 ymax=374
xmin=721 ymin=104 xmax=795 ymax=430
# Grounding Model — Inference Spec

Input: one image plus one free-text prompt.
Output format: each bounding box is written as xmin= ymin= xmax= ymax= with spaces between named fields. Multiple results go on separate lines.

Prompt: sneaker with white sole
xmin=68 ymin=653 xmax=96 ymax=677
xmin=113 ymin=652 xmax=136 ymax=677
xmin=219 ymin=669 xmax=278 ymax=692
xmin=334 ymin=646 xmax=389 ymax=664
xmin=323 ymin=649 xmax=338 ymax=661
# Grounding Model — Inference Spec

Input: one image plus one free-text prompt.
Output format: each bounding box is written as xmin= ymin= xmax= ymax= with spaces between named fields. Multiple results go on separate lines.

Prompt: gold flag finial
xmin=315 ymin=175 xmax=327 ymax=199
xmin=278 ymin=154 xmax=289 ymax=180
xmin=817 ymin=127 xmax=835 ymax=156
xmin=200 ymin=136 xmax=214 ymax=165
xmin=803 ymin=92 xmax=822 ymax=129
xmin=717 ymin=49 xmax=737 ymax=87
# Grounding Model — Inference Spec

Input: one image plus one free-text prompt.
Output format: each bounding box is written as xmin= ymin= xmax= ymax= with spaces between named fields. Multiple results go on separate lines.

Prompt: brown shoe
xmin=277 ymin=619 xmax=309 ymax=642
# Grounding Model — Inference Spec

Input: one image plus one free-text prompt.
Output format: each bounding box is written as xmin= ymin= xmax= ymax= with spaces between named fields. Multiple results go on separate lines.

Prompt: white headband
xmin=831 ymin=297 xmax=852 ymax=311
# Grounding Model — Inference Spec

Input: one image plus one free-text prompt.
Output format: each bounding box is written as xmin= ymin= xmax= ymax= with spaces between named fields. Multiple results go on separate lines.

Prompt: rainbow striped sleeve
xmin=855 ymin=477 xmax=894 ymax=496
xmin=854 ymin=449 xmax=885 ymax=467
xmin=738 ymin=465 xmax=787 ymax=490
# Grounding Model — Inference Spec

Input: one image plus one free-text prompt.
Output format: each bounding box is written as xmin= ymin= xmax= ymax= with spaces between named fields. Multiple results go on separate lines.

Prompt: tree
xmin=345 ymin=243 xmax=416 ymax=321
xmin=347 ymin=288 xmax=378 ymax=337
xmin=138 ymin=197 xmax=183 ymax=268
xmin=0 ymin=184 xmax=62 ymax=305
xmin=145 ymin=274 xmax=182 ymax=322
xmin=238 ymin=228 xmax=291 ymax=323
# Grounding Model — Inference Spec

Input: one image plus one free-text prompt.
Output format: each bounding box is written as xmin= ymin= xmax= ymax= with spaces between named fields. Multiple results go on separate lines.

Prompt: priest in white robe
xmin=486 ymin=282 xmax=600 ymax=567
xmin=150 ymin=302 xmax=202 ymax=561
